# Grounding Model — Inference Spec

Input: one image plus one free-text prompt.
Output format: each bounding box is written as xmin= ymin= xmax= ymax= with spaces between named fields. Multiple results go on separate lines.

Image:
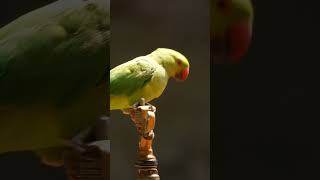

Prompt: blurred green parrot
xmin=211 ymin=0 xmax=254 ymax=64
xmin=0 ymin=0 xmax=109 ymax=166
xmin=110 ymin=48 xmax=190 ymax=111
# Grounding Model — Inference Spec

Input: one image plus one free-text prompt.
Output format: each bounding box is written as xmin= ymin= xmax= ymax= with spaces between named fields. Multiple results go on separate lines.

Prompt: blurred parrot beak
xmin=227 ymin=20 xmax=252 ymax=63
xmin=175 ymin=67 xmax=189 ymax=81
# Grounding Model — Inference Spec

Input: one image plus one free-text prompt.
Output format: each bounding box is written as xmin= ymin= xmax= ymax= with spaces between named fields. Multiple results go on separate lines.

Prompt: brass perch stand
xmin=128 ymin=98 xmax=160 ymax=180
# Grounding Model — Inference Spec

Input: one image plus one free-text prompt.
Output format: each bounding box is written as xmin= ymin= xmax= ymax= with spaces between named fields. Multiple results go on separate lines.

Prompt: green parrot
xmin=211 ymin=0 xmax=254 ymax=64
xmin=110 ymin=48 xmax=190 ymax=111
xmin=0 ymin=0 xmax=109 ymax=166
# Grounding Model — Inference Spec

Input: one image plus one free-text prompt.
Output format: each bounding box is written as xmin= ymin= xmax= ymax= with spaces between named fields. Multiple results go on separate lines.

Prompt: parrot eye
xmin=176 ymin=59 xmax=182 ymax=66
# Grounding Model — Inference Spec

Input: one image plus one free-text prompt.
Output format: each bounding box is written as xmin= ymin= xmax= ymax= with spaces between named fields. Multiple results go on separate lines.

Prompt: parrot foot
xmin=121 ymin=108 xmax=131 ymax=115
xmin=63 ymin=116 xmax=110 ymax=180
xmin=135 ymin=98 xmax=146 ymax=107
xmin=40 ymin=157 xmax=64 ymax=167
xmin=132 ymin=98 xmax=153 ymax=108
xmin=35 ymin=147 xmax=66 ymax=167
xmin=64 ymin=140 xmax=109 ymax=180
xmin=63 ymin=115 xmax=110 ymax=152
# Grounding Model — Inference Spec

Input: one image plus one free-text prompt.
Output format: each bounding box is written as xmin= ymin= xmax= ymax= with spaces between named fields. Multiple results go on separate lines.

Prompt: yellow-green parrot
xmin=211 ymin=0 xmax=254 ymax=64
xmin=0 ymin=0 xmax=109 ymax=166
xmin=110 ymin=48 xmax=190 ymax=111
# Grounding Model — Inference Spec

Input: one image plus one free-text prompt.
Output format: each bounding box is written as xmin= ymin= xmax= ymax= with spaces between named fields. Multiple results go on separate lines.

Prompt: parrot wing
xmin=110 ymin=58 xmax=156 ymax=97
xmin=0 ymin=23 xmax=68 ymax=78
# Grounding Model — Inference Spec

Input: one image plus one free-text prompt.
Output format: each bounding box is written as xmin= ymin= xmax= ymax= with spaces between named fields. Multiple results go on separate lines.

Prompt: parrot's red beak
xmin=227 ymin=20 xmax=252 ymax=63
xmin=177 ymin=67 xmax=189 ymax=81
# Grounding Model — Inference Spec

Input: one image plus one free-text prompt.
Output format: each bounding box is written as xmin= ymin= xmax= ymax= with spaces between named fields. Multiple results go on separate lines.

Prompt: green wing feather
xmin=110 ymin=58 xmax=156 ymax=97
xmin=0 ymin=0 xmax=110 ymax=104
xmin=0 ymin=24 xmax=67 ymax=78
xmin=0 ymin=0 xmax=110 ymax=155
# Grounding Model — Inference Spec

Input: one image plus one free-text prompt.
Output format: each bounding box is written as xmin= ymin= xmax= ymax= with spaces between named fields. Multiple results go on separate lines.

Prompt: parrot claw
xmin=121 ymin=108 xmax=131 ymax=115
xmin=121 ymin=98 xmax=153 ymax=117
xmin=133 ymin=98 xmax=146 ymax=107
xmin=41 ymin=158 xmax=64 ymax=167
xmin=132 ymin=98 xmax=153 ymax=108
xmin=64 ymin=140 xmax=110 ymax=180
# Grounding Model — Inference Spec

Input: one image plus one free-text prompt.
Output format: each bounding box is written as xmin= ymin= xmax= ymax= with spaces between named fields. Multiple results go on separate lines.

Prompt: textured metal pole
xmin=135 ymin=161 xmax=160 ymax=180
xmin=129 ymin=99 xmax=160 ymax=180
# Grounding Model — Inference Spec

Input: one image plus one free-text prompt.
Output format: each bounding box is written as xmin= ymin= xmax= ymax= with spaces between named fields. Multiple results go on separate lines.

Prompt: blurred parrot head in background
xmin=149 ymin=48 xmax=190 ymax=81
xmin=211 ymin=0 xmax=254 ymax=64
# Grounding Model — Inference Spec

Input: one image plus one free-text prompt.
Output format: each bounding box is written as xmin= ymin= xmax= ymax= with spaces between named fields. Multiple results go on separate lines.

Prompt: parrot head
xmin=149 ymin=48 xmax=190 ymax=81
xmin=212 ymin=0 xmax=254 ymax=63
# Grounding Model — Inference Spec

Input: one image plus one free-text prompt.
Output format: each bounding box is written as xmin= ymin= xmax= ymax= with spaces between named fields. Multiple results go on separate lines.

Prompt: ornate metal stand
xmin=128 ymin=99 xmax=160 ymax=180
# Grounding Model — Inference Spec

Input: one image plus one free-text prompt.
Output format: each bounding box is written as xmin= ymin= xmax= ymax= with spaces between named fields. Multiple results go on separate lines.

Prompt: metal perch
xmin=63 ymin=97 xmax=160 ymax=180
xmin=128 ymin=98 xmax=160 ymax=180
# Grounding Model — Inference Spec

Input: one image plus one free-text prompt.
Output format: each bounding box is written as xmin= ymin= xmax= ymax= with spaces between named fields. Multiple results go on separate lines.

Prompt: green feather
xmin=110 ymin=58 xmax=156 ymax=97
xmin=0 ymin=0 xmax=109 ymax=158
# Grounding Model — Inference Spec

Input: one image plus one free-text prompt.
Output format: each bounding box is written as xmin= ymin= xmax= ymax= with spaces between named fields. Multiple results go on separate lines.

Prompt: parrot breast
xmin=0 ymin=85 xmax=107 ymax=153
xmin=137 ymin=67 xmax=168 ymax=103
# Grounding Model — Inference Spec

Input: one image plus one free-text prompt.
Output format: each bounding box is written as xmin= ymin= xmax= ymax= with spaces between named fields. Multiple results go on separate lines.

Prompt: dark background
xmin=1 ymin=0 xmax=56 ymax=27
xmin=214 ymin=1 xmax=320 ymax=180
xmin=111 ymin=0 xmax=210 ymax=180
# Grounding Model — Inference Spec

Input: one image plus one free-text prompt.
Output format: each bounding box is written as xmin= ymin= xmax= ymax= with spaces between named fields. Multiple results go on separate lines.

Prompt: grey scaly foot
xmin=64 ymin=116 xmax=110 ymax=180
